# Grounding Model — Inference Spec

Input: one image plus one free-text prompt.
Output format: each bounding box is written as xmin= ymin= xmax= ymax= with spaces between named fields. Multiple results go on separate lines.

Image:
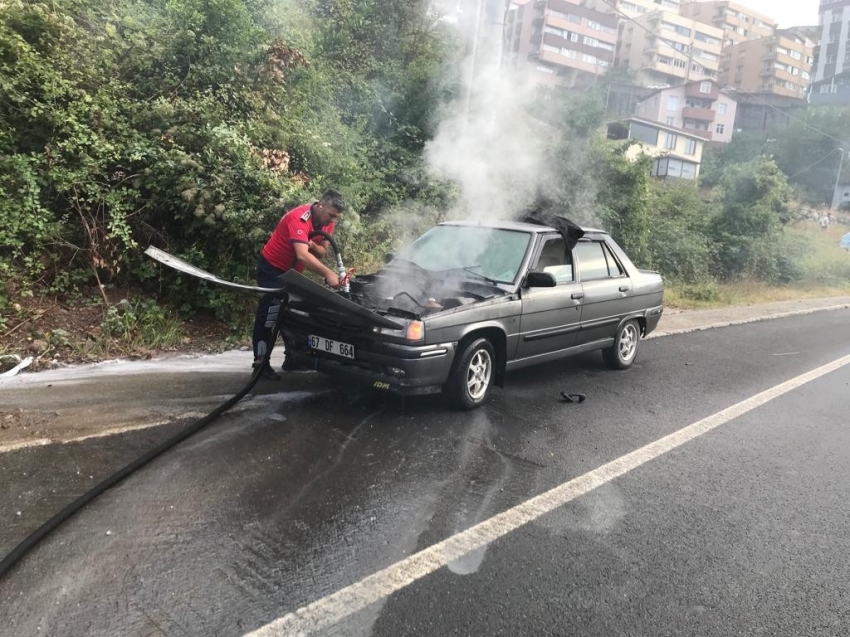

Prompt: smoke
xmin=424 ymin=1 xmax=600 ymax=224
xmin=424 ymin=63 xmax=557 ymax=221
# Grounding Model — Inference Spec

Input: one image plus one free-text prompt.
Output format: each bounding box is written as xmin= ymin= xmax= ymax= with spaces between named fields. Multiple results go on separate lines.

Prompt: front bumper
xmin=291 ymin=337 xmax=457 ymax=396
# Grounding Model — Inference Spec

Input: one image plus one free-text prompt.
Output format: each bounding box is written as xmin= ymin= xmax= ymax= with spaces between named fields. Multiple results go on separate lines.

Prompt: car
xmin=277 ymin=218 xmax=664 ymax=409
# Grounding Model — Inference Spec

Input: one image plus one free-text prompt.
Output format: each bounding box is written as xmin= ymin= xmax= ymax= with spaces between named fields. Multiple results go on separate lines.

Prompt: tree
xmin=712 ymin=158 xmax=799 ymax=282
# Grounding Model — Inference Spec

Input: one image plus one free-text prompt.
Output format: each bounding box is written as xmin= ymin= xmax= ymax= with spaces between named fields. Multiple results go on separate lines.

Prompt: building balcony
xmin=682 ymin=106 xmax=717 ymax=122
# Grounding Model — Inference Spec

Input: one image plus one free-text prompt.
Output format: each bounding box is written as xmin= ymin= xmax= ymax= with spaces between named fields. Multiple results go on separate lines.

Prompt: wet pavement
xmin=1 ymin=303 xmax=850 ymax=636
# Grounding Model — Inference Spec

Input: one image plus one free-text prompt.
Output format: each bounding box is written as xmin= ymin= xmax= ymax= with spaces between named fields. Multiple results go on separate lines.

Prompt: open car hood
xmin=279 ymin=270 xmax=404 ymax=330
xmin=144 ymin=247 xmax=404 ymax=331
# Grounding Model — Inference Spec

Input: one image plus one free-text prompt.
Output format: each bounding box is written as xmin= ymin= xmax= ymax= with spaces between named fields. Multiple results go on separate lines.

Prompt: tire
xmin=446 ymin=338 xmax=496 ymax=410
xmin=603 ymin=319 xmax=641 ymax=370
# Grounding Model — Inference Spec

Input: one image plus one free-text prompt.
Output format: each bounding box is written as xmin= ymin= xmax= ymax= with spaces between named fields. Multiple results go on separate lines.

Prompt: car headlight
xmin=405 ymin=320 xmax=425 ymax=342
xmin=373 ymin=320 xmax=425 ymax=343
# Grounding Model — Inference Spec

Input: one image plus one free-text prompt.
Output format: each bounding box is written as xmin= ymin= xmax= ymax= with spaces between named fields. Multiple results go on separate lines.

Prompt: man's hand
xmin=324 ymin=272 xmax=341 ymax=288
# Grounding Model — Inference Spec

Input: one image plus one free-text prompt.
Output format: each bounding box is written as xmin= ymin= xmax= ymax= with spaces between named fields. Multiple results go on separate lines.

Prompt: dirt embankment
xmin=1 ymin=289 xmax=240 ymax=374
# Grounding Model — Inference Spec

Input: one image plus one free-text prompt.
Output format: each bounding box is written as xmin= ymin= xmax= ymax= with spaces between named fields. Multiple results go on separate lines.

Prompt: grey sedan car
xmin=279 ymin=219 xmax=664 ymax=409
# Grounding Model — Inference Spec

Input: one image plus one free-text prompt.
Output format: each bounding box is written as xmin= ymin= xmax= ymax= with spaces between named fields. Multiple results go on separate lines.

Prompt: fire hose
xmin=0 ymin=235 xmax=354 ymax=580
xmin=0 ymin=299 xmax=290 ymax=581
xmin=309 ymin=230 xmax=354 ymax=292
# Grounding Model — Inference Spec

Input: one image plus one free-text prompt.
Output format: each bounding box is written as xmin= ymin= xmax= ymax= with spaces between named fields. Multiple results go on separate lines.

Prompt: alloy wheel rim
xmin=618 ymin=323 xmax=638 ymax=362
xmin=466 ymin=349 xmax=492 ymax=400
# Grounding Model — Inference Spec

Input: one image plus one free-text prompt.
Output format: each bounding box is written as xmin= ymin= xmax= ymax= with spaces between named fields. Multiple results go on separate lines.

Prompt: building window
xmin=718 ymin=102 xmax=728 ymax=114
xmin=667 ymin=95 xmax=680 ymax=110
xmin=715 ymin=123 xmax=725 ymax=134
xmin=699 ymin=81 xmax=712 ymax=93
xmin=664 ymin=132 xmax=677 ymax=149
xmin=630 ymin=122 xmax=660 ymax=145
xmin=685 ymin=139 xmax=697 ymax=155
xmin=666 ymin=116 xmax=675 ymax=125
xmin=695 ymin=32 xmax=721 ymax=46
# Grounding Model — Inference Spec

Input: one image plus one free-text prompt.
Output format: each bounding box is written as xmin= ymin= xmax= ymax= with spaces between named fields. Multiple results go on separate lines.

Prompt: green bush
xmin=100 ymin=298 xmax=184 ymax=348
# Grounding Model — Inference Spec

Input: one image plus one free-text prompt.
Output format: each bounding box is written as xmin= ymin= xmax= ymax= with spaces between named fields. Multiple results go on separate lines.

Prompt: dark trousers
xmin=252 ymin=256 xmax=288 ymax=362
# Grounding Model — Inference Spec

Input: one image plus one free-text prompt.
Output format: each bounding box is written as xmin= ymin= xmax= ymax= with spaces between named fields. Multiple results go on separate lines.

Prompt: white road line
xmin=0 ymin=438 xmax=52 ymax=453
xmin=244 ymin=352 xmax=850 ymax=637
xmin=0 ymin=420 xmax=173 ymax=454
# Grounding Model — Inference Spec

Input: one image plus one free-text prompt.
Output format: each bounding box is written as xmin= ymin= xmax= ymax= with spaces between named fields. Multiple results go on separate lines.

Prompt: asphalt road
xmin=1 ymin=310 xmax=849 ymax=636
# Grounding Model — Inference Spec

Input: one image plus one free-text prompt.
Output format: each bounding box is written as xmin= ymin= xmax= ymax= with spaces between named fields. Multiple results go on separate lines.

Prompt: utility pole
xmin=463 ymin=0 xmax=485 ymax=125
xmin=832 ymin=147 xmax=845 ymax=210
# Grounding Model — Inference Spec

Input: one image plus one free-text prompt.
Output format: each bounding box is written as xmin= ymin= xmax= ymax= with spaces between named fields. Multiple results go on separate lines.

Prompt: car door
xmin=516 ymin=235 xmax=583 ymax=361
xmin=574 ymin=238 xmax=633 ymax=346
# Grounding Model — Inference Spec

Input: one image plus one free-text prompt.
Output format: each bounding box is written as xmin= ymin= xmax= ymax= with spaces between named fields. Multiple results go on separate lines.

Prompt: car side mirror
xmin=525 ymin=271 xmax=557 ymax=288
xmin=384 ymin=252 xmax=395 ymax=264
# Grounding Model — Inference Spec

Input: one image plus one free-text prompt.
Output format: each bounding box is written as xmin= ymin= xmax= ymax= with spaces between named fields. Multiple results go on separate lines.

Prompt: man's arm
xmin=308 ymin=239 xmax=329 ymax=259
xmin=293 ymin=242 xmax=340 ymax=287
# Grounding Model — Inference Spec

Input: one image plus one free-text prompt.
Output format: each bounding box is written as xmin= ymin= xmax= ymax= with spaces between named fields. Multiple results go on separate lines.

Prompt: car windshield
xmin=391 ymin=225 xmax=532 ymax=284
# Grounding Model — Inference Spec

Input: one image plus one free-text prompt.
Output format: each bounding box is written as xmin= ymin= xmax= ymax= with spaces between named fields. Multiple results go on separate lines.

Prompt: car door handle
xmin=571 ymin=292 xmax=584 ymax=300
xmin=619 ymin=285 xmax=630 ymax=292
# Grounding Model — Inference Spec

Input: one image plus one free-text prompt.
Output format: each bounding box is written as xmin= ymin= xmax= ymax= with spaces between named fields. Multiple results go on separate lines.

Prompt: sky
xmin=733 ymin=0 xmax=819 ymax=28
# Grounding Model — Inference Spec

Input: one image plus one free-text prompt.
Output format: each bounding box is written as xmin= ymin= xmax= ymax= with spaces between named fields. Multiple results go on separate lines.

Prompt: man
xmin=252 ymin=190 xmax=345 ymax=379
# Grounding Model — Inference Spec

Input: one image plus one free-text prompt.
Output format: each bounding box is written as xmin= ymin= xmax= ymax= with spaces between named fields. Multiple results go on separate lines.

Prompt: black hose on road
xmin=0 ymin=323 xmax=281 ymax=580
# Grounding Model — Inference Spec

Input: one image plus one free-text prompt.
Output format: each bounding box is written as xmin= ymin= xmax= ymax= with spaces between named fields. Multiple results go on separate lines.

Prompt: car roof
xmin=439 ymin=219 xmax=607 ymax=234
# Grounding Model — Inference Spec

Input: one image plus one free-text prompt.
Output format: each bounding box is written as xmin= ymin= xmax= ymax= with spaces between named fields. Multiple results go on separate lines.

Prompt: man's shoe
xmin=281 ymin=356 xmax=303 ymax=372
xmin=252 ymin=361 xmax=281 ymax=381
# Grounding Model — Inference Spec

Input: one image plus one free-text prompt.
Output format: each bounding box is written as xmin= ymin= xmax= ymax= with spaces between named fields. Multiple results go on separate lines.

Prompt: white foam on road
xmin=244 ymin=352 xmax=850 ymax=637
xmin=0 ymin=349 xmax=251 ymax=387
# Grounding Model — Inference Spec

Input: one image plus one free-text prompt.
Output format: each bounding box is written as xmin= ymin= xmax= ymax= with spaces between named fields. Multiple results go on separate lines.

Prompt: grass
xmin=667 ymin=222 xmax=850 ymax=310
xmin=666 ymin=281 xmax=850 ymax=309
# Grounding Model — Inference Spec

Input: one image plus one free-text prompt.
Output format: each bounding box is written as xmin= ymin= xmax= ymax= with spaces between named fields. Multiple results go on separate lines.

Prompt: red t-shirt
xmin=261 ymin=203 xmax=336 ymax=272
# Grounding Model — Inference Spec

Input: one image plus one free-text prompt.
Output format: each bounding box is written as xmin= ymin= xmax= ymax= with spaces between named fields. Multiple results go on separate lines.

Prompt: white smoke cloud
xmin=424 ymin=57 xmax=559 ymax=222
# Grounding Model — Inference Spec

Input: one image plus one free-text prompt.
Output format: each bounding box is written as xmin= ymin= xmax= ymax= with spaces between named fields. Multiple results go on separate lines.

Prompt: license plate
xmin=308 ymin=334 xmax=355 ymax=359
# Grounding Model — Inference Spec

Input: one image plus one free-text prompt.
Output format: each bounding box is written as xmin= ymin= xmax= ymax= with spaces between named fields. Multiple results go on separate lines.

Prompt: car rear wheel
xmin=603 ymin=319 xmax=640 ymax=370
xmin=446 ymin=338 xmax=495 ymax=410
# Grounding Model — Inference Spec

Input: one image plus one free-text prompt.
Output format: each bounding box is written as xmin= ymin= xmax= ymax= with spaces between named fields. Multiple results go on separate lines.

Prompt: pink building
xmin=632 ymin=79 xmax=737 ymax=143
xmin=504 ymin=0 xmax=618 ymax=87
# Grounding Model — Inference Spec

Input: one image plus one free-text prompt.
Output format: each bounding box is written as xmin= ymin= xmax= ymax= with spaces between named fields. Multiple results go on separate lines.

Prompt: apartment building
xmin=721 ymin=29 xmax=814 ymax=98
xmin=616 ymin=10 xmax=724 ymax=86
xmin=606 ymin=117 xmax=707 ymax=179
xmin=679 ymin=1 xmax=776 ymax=47
xmin=582 ymin=0 xmax=680 ymax=20
xmin=504 ymin=0 xmax=618 ymax=86
xmin=633 ymin=79 xmax=737 ymax=142
xmin=813 ymin=0 xmax=850 ymax=86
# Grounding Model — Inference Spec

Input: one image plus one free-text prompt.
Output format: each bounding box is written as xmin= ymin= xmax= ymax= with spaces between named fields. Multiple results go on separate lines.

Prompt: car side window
xmin=602 ymin=243 xmax=625 ymax=276
xmin=576 ymin=241 xmax=617 ymax=281
xmin=533 ymin=237 xmax=574 ymax=283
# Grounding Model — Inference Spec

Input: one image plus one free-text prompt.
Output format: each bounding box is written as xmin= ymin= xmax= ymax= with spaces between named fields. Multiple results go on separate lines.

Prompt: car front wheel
xmin=603 ymin=319 xmax=640 ymax=370
xmin=446 ymin=338 xmax=496 ymax=410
